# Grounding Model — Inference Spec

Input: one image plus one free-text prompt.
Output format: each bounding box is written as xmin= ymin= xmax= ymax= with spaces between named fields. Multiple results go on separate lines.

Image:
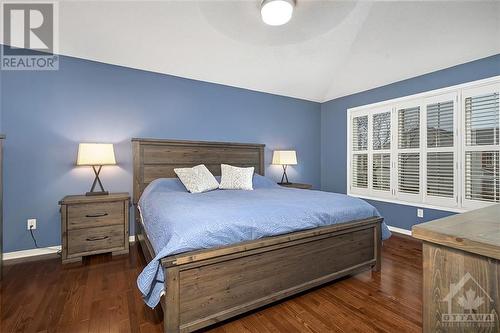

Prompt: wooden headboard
xmin=132 ymin=138 xmax=265 ymax=204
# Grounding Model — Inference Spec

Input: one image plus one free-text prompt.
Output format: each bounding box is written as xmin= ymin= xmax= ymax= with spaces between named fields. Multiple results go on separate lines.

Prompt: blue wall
xmin=1 ymin=56 xmax=321 ymax=252
xmin=321 ymin=54 xmax=500 ymax=230
xmin=2 ymin=51 xmax=499 ymax=252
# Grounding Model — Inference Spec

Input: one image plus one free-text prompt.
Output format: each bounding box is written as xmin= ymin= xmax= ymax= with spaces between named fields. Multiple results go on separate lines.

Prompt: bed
xmin=132 ymin=138 xmax=389 ymax=333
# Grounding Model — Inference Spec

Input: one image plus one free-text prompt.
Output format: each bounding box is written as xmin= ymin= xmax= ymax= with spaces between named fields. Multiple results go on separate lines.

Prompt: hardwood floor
xmin=0 ymin=235 xmax=422 ymax=332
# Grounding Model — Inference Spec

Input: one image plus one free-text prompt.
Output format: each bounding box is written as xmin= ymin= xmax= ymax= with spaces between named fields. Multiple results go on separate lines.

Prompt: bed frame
xmin=132 ymin=138 xmax=383 ymax=333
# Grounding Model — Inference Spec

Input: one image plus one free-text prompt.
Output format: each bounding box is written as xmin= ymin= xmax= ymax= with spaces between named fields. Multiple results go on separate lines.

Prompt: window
xmin=398 ymin=153 xmax=420 ymax=194
xmin=423 ymin=92 xmax=457 ymax=207
xmin=427 ymin=101 xmax=454 ymax=148
xmin=373 ymin=112 xmax=391 ymax=150
xmin=347 ymin=78 xmax=500 ymax=212
xmin=465 ymin=151 xmax=499 ymax=203
xmin=396 ymin=103 xmax=422 ymax=202
xmin=371 ymin=110 xmax=392 ymax=198
xmin=373 ymin=153 xmax=390 ymax=191
xmin=462 ymin=84 xmax=500 ymax=209
xmin=352 ymin=154 xmax=368 ymax=189
xmin=351 ymin=115 xmax=368 ymax=192
xmin=465 ymin=93 xmax=499 ymax=146
xmin=427 ymin=152 xmax=454 ymax=197
xmin=398 ymin=106 xmax=420 ymax=149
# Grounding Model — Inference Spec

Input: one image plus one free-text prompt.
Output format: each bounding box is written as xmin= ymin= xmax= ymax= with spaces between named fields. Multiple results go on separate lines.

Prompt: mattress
xmin=137 ymin=174 xmax=391 ymax=308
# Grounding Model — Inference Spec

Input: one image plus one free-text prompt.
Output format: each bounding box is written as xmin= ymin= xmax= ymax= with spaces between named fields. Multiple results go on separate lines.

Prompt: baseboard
xmin=388 ymin=226 xmax=412 ymax=236
xmin=3 ymin=236 xmax=136 ymax=262
xmin=3 ymin=246 xmax=62 ymax=261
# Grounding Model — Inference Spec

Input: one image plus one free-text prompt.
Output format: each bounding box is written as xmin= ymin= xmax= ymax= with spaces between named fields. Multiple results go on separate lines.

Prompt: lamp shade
xmin=76 ymin=143 xmax=116 ymax=166
xmin=272 ymin=150 xmax=297 ymax=165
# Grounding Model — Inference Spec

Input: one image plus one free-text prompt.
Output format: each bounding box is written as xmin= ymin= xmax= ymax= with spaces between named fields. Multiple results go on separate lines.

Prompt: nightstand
xmin=59 ymin=193 xmax=130 ymax=264
xmin=279 ymin=183 xmax=313 ymax=190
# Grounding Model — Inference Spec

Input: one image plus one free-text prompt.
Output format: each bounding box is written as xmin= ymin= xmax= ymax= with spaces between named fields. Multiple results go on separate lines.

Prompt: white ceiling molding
xmin=2 ymin=1 xmax=499 ymax=102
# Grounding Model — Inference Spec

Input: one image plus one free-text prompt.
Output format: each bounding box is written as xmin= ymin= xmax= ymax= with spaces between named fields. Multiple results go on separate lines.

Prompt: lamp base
xmin=280 ymin=165 xmax=291 ymax=184
xmin=86 ymin=165 xmax=109 ymax=196
xmin=86 ymin=191 xmax=109 ymax=196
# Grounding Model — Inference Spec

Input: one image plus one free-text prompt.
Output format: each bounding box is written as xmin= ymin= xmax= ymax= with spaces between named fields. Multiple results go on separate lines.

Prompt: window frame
xmin=346 ymin=76 xmax=500 ymax=213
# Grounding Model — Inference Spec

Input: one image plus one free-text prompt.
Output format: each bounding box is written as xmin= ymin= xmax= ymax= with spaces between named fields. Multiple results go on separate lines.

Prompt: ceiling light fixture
xmin=261 ymin=0 xmax=295 ymax=26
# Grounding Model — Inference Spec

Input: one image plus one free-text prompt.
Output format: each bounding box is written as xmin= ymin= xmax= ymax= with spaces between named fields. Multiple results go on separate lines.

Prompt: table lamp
xmin=76 ymin=143 xmax=116 ymax=196
xmin=272 ymin=150 xmax=297 ymax=185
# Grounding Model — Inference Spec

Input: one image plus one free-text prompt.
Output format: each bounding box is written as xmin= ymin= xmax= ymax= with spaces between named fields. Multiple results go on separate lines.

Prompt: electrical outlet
xmin=27 ymin=218 xmax=37 ymax=230
xmin=417 ymin=209 xmax=424 ymax=218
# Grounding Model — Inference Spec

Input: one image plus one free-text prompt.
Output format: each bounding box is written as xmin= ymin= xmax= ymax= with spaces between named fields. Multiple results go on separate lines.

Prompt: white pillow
xmin=219 ymin=164 xmax=254 ymax=190
xmin=174 ymin=164 xmax=219 ymax=193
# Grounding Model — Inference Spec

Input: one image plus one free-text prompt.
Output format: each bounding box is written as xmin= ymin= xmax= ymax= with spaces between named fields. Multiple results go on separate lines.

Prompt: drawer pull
xmin=86 ymin=236 xmax=109 ymax=242
xmin=85 ymin=213 xmax=108 ymax=218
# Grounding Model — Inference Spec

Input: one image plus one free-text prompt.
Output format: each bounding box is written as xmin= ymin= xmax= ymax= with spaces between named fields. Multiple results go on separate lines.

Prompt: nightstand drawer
xmin=67 ymin=225 xmax=125 ymax=255
xmin=68 ymin=201 xmax=124 ymax=230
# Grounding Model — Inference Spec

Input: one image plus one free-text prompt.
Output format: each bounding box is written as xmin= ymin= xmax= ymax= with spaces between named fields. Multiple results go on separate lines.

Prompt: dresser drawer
xmin=67 ymin=224 xmax=125 ymax=256
xmin=67 ymin=201 xmax=124 ymax=230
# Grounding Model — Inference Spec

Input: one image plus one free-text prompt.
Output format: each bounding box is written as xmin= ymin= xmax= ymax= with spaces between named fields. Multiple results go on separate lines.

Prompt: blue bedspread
xmin=137 ymin=175 xmax=391 ymax=308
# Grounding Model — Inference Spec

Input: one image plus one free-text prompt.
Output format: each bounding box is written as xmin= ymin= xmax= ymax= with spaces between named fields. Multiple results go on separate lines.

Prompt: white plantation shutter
xmin=424 ymin=94 xmax=457 ymax=207
xmin=396 ymin=104 xmax=421 ymax=201
xmin=352 ymin=154 xmax=368 ymax=188
xmin=398 ymin=153 xmax=420 ymax=194
xmin=398 ymin=106 xmax=420 ymax=149
xmin=371 ymin=111 xmax=392 ymax=196
xmin=352 ymin=115 xmax=368 ymax=151
xmin=465 ymin=93 xmax=499 ymax=146
xmin=373 ymin=153 xmax=390 ymax=191
xmin=373 ymin=112 xmax=391 ymax=150
xmin=427 ymin=101 xmax=454 ymax=148
xmin=427 ymin=152 xmax=454 ymax=198
xmin=463 ymin=84 xmax=500 ymax=208
xmin=351 ymin=115 xmax=368 ymax=191
xmin=465 ymin=151 xmax=499 ymax=202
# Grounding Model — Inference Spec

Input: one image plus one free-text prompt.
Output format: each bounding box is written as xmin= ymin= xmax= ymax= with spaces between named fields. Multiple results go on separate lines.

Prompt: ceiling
xmin=6 ymin=1 xmax=500 ymax=102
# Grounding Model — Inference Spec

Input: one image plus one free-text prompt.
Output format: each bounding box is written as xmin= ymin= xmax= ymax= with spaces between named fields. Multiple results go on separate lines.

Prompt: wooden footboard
xmin=158 ymin=217 xmax=382 ymax=333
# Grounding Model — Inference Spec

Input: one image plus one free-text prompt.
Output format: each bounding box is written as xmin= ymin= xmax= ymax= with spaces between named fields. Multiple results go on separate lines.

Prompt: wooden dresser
xmin=412 ymin=204 xmax=500 ymax=332
xmin=59 ymin=193 xmax=130 ymax=263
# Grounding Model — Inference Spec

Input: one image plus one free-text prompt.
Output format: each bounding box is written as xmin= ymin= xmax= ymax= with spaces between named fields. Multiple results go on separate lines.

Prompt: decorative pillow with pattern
xmin=219 ymin=164 xmax=254 ymax=190
xmin=174 ymin=164 xmax=219 ymax=193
